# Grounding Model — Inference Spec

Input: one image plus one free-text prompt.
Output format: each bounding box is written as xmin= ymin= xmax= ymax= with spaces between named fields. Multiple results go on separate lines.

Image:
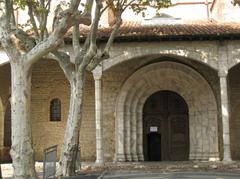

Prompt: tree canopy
xmin=233 ymin=0 xmax=240 ymax=6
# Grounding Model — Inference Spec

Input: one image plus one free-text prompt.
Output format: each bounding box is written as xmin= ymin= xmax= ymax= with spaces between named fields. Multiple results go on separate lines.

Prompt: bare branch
xmin=73 ymin=25 xmax=80 ymax=54
xmin=51 ymin=50 xmax=74 ymax=81
xmin=40 ymin=0 xmax=51 ymax=40
xmin=78 ymin=0 xmax=103 ymax=70
xmin=123 ymin=0 xmax=135 ymax=11
xmin=79 ymin=45 xmax=96 ymax=71
xmin=69 ymin=0 xmax=93 ymax=27
xmin=102 ymin=14 xmax=122 ymax=56
xmin=100 ymin=3 xmax=110 ymax=15
xmin=26 ymin=1 xmax=40 ymax=40
xmin=25 ymin=0 xmax=83 ymax=66
xmin=52 ymin=4 xmax=63 ymax=32
xmin=0 ymin=16 xmax=21 ymax=60
xmin=87 ymin=10 xmax=123 ymax=71
xmin=75 ymin=32 xmax=90 ymax=65
xmin=82 ymin=32 xmax=90 ymax=51
xmin=90 ymin=0 xmax=102 ymax=46
xmin=5 ymin=0 xmax=15 ymax=27
xmin=86 ymin=50 xmax=103 ymax=71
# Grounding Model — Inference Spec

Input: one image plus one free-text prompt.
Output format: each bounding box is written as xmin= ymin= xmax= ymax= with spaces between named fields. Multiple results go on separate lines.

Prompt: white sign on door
xmin=150 ymin=126 xmax=158 ymax=132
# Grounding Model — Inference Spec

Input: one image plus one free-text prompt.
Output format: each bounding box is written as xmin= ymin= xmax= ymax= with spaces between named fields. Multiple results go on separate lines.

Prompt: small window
xmin=50 ymin=98 xmax=61 ymax=121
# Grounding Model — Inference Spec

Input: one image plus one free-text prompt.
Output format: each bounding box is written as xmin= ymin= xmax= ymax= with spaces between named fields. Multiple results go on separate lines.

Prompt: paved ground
xmin=2 ymin=161 xmax=240 ymax=178
xmin=102 ymin=171 xmax=240 ymax=179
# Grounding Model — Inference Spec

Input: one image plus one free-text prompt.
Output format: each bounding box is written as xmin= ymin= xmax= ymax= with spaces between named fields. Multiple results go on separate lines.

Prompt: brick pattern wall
xmin=31 ymin=59 xmax=95 ymax=161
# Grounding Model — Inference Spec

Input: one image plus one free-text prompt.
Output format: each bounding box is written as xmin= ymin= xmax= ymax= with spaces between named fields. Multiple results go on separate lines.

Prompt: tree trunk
xmin=60 ymin=71 xmax=85 ymax=176
xmin=10 ymin=61 xmax=37 ymax=179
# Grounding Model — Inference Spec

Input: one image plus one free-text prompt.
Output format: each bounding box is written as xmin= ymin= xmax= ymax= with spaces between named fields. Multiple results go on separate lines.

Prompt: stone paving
xmin=102 ymin=171 xmax=240 ymax=179
xmin=1 ymin=161 xmax=240 ymax=178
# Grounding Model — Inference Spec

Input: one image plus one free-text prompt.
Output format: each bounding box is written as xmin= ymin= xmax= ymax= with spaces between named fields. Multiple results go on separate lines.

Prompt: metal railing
xmin=43 ymin=145 xmax=57 ymax=179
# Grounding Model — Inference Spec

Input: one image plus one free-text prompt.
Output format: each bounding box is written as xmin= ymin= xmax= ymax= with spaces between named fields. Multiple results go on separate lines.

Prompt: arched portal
xmin=143 ymin=90 xmax=189 ymax=161
xmin=115 ymin=61 xmax=219 ymax=162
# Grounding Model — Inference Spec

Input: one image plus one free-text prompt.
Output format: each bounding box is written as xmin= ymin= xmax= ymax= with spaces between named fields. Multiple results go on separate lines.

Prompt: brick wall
xmin=31 ymin=59 xmax=95 ymax=161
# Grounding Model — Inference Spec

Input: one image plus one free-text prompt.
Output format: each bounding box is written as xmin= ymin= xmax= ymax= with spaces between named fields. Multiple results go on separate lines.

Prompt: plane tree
xmin=0 ymin=0 xmax=92 ymax=178
xmin=52 ymin=0 xmax=171 ymax=176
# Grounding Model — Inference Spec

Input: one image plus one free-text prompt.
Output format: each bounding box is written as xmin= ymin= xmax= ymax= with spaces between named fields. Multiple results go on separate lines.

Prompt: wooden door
xmin=143 ymin=90 xmax=189 ymax=161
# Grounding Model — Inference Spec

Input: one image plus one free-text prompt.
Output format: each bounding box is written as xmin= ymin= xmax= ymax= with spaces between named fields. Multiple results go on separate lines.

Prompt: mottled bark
xmin=10 ymin=61 xmax=37 ymax=179
xmin=59 ymin=71 xmax=85 ymax=176
xmin=0 ymin=0 xmax=95 ymax=177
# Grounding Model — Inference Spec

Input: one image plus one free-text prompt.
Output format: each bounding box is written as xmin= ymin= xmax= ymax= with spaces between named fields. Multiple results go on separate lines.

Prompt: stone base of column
xmin=138 ymin=153 xmax=144 ymax=161
xmin=95 ymin=159 xmax=104 ymax=166
xmin=223 ymin=144 xmax=232 ymax=162
xmin=223 ymin=157 xmax=232 ymax=163
xmin=189 ymin=152 xmax=220 ymax=161
xmin=116 ymin=153 xmax=126 ymax=162
xmin=126 ymin=154 xmax=132 ymax=161
xmin=131 ymin=154 xmax=138 ymax=162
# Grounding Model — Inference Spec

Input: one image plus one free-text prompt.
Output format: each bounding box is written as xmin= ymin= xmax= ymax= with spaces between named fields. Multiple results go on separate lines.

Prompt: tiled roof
xmin=65 ymin=21 xmax=240 ymax=42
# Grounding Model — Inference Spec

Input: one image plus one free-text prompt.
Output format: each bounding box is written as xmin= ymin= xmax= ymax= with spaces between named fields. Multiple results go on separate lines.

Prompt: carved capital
xmin=92 ymin=66 xmax=102 ymax=80
xmin=218 ymin=68 xmax=228 ymax=78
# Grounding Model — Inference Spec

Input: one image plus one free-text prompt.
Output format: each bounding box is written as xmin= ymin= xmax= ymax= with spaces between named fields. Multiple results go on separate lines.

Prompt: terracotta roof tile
xmin=65 ymin=21 xmax=240 ymax=42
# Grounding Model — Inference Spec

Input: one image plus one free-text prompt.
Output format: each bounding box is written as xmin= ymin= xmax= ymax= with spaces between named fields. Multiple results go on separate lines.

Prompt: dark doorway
xmin=2 ymin=101 xmax=12 ymax=163
xmin=147 ymin=133 xmax=161 ymax=161
xmin=143 ymin=90 xmax=189 ymax=161
xmin=4 ymin=101 xmax=11 ymax=147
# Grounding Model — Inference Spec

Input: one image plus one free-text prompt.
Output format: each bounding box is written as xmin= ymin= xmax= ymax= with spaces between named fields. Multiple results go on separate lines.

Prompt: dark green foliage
xmin=233 ymin=0 xmax=240 ymax=6
xmin=129 ymin=0 xmax=171 ymax=13
xmin=107 ymin=0 xmax=171 ymax=15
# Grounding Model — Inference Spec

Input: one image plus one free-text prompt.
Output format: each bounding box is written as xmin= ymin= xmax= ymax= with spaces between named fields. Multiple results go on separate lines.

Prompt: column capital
xmin=92 ymin=66 xmax=102 ymax=80
xmin=218 ymin=69 xmax=228 ymax=78
xmin=217 ymin=44 xmax=229 ymax=77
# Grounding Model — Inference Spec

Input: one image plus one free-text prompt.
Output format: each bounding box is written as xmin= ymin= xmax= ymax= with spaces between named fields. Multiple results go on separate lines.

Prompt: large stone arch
xmin=104 ymin=45 xmax=218 ymax=72
xmin=115 ymin=61 xmax=219 ymax=161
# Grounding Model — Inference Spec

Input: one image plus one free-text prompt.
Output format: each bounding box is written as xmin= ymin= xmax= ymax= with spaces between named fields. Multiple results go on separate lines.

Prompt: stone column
xmin=93 ymin=67 xmax=104 ymax=164
xmin=218 ymin=46 xmax=232 ymax=162
xmin=219 ymin=70 xmax=232 ymax=162
xmin=137 ymin=110 xmax=144 ymax=161
xmin=131 ymin=103 xmax=138 ymax=161
xmin=125 ymin=110 xmax=132 ymax=161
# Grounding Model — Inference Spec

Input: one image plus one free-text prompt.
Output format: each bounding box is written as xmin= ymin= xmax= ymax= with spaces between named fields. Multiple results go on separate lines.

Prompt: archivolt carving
xmin=115 ymin=61 xmax=219 ymax=161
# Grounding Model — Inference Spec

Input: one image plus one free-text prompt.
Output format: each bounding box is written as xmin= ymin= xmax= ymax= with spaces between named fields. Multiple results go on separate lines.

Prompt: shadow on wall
xmin=0 ymin=100 xmax=12 ymax=163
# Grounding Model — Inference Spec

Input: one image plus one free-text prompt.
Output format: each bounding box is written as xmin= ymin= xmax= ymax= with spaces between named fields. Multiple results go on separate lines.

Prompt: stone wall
xmin=31 ymin=59 xmax=95 ymax=161
xmin=102 ymin=55 xmax=221 ymax=161
xmin=0 ymin=39 xmax=240 ymax=162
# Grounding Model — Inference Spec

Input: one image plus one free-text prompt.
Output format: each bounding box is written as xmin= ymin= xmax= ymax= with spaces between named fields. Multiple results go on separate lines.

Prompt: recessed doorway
xmin=143 ymin=90 xmax=189 ymax=161
xmin=4 ymin=101 xmax=11 ymax=147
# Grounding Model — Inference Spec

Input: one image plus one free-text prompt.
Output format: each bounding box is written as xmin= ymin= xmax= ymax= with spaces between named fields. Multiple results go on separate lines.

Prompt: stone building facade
xmin=1 ymin=21 xmax=240 ymax=163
